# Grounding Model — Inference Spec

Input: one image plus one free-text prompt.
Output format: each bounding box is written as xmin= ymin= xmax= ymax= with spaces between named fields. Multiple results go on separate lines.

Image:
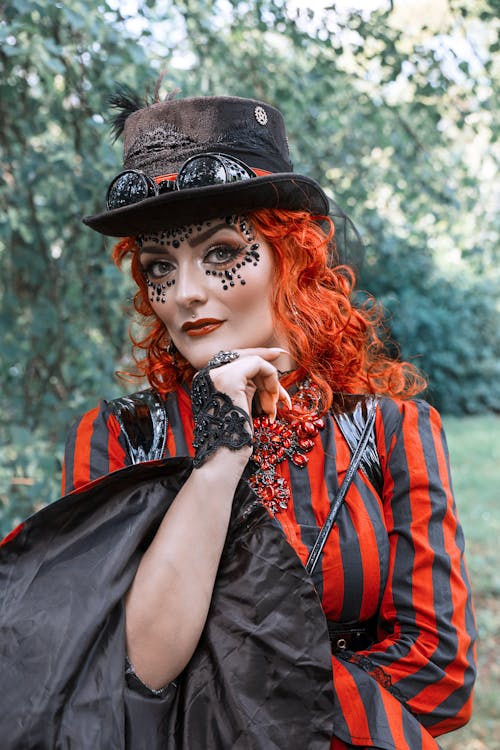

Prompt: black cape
xmin=0 ymin=459 xmax=334 ymax=749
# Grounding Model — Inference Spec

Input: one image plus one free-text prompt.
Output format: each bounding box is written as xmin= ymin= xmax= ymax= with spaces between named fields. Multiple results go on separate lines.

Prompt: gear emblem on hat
xmin=254 ymin=106 xmax=268 ymax=125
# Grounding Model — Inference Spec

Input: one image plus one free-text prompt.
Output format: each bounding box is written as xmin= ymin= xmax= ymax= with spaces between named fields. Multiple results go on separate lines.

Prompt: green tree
xmin=1 ymin=0 xmax=498 ymax=531
xmin=0 ymin=0 xmax=155 ymax=522
xmin=162 ymin=0 xmax=500 ymax=411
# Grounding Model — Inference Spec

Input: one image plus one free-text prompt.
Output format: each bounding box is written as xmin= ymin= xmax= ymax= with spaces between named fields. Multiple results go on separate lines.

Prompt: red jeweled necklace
xmin=248 ymin=379 xmax=325 ymax=515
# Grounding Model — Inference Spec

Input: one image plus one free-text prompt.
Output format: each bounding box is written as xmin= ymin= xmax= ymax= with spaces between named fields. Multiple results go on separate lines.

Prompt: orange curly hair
xmin=113 ymin=208 xmax=426 ymax=411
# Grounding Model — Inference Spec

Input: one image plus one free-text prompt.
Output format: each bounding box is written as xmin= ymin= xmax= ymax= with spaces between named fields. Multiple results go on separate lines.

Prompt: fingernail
xmin=279 ymin=387 xmax=292 ymax=408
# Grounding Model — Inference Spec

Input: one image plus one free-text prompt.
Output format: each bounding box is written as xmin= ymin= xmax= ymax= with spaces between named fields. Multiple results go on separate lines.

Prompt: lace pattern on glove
xmin=191 ymin=368 xmax=253 ymax=468
xmin=337 ymin=651 xmax=411 ymax=707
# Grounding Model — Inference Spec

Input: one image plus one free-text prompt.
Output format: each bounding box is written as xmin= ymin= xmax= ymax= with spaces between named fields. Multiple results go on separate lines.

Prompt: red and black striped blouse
xmin=63 ymin=386 xmax=476 ymax=750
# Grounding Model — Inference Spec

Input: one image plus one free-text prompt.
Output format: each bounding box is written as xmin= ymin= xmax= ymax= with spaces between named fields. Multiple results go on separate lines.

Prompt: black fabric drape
xmin=0 ymin=459 xmax=334 ymax=749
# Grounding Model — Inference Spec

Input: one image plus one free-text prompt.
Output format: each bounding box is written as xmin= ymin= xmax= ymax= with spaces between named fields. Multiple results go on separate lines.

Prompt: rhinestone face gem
xmin=247 ymin=379 xmax=325 ymax=516
xmin=254 ymin=105 xmax=268 ymax=126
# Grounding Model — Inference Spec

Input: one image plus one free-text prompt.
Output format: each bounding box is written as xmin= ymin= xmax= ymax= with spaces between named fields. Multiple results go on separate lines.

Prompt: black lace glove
xmin=191 ymin=367 xmax=253 ymax=468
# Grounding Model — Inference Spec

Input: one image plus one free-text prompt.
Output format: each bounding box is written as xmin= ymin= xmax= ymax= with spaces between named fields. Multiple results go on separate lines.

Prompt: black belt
xmin=327 ymin=619 xmax=376 ymax=653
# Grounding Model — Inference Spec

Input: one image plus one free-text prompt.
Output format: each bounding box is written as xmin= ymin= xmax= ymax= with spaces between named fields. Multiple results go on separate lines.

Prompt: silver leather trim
xmin=334 ymin=397 xmax=382 ymax=492
xmin=109 ymin=388 xmax=168 ymax=464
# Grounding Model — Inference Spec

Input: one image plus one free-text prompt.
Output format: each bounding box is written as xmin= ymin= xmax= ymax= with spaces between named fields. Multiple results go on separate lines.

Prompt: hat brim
xmin=82 ymin=174 xmax=329 ymax=237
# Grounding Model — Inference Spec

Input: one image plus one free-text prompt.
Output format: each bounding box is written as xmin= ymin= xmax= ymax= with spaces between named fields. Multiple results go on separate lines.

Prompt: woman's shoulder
xmin=105 ymin=386 xmax=187 ymax=463
xmin=373 ymin=395 xmax=449 ymax=476
xmin=107 ymin=386 xmax=167 ymax=423
xmin=331 ymin=393 xmax=442 ymax=437
xmin=66 ymin=386 xmax=171 ymax=451
xmin=375 ymin=394 xmax=444 ymax=430
xmin=93 ymin=384 xmax=187 ymax=421
xmin=62 ymin=387 xmax=185 ymax=493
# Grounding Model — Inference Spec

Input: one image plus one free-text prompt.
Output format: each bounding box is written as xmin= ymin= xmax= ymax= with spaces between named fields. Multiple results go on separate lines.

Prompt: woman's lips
xmin=182 ymin=319 xmax=224 ymax=337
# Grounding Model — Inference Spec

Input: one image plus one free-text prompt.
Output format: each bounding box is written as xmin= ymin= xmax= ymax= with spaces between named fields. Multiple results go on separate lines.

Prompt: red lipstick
xmin=182 ymin=318 xmax=224 ymax=337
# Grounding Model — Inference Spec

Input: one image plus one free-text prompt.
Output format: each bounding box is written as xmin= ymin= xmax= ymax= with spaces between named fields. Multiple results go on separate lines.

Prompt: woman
xmin=1 ymin=93 xmax=475 ymax=749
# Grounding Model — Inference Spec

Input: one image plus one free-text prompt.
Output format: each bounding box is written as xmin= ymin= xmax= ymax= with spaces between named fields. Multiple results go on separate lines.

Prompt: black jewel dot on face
xmin=223 ymin=285 xmax=228 ymax=290
xmin=241 ymin=280 xmax=246 ymax=285
xmin=238 ymin=215 xmax=255 ymax=242
xmin=173 ymin=239 xmax=180 ymax=248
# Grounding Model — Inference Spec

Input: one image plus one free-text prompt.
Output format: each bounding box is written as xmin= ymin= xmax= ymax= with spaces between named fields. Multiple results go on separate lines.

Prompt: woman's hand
xmin=201 ymin=347 xmax=292 ymax=423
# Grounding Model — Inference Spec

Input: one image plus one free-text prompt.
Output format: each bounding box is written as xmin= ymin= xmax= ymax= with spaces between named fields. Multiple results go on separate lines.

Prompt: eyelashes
xmin=141 ymin=259 xmax=174 ymax=280
xmin=140 ymin=244 xmax=246 ymax=281
xmin=204 ymin=244 xmax=246 ymax=267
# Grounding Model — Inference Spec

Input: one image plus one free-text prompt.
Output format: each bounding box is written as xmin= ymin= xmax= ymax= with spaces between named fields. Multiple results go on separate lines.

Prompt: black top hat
xmin=82 ymin=95 xmax=330 ymax=237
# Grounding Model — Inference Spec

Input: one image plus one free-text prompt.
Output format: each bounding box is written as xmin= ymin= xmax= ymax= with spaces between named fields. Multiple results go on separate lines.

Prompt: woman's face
xmin=138 ymin=216 xmax=289 ymax=370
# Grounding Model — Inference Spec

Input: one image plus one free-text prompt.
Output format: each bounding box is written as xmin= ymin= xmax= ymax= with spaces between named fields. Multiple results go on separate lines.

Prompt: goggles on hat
xmin=106 ymin=152 xmax=258 ymax=211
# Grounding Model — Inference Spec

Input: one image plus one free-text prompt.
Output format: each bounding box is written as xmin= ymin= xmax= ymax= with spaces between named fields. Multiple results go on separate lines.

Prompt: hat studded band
xmin=106 ymin=152 xmax=263 ymax=211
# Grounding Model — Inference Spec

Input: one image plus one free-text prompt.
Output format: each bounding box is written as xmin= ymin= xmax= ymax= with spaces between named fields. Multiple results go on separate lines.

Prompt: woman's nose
xmin=174 ymin=264 xmax=208 ymax=307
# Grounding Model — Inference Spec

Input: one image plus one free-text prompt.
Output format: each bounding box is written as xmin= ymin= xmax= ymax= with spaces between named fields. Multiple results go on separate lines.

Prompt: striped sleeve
xmin=343 ymin=398 xmax=477 ymax=736
xmin=62 ymin=401 xmax=130 ymax=493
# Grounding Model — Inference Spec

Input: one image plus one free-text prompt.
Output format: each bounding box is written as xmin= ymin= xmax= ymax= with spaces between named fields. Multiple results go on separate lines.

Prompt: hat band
xmin=106 ymin=152 xmax=272 ymax=212
xmin=152 ymin=166 xmax=271 ymax=183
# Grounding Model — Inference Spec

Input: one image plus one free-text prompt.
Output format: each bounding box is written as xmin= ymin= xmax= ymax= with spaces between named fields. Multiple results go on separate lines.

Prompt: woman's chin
xmin=176 ymin=341 xmax=228 ymax=371
xmin=175 ymin=331 xmax=289 ymax=372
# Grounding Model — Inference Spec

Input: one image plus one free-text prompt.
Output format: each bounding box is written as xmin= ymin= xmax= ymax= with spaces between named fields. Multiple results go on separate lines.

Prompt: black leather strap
xmin=327 ymin=620 xmax=376 ymax=653
xmin=305 ymin=399 xmax=377 ymax=576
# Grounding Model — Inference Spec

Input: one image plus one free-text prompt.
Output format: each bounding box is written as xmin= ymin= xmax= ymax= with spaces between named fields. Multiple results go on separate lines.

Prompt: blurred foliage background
xmin=0 ymin=0 xmax=499 ymax=745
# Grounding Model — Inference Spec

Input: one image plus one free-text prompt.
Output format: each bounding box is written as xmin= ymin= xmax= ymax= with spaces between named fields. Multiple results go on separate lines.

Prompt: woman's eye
xmin=143 ymin=260 xmax=174 ymax=279
xmin=204 ymin=245 xmax=243 ymax=266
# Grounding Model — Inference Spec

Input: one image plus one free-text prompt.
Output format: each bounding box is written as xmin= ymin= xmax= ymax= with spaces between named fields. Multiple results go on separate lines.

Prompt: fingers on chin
xmin=238 ymin=347 xmax=286 ymax=360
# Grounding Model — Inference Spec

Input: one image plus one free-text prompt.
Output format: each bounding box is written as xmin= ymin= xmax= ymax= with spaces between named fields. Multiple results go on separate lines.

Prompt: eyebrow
xmin=139 ymin=222 xmax=239 ymax=255
xmin=188 ymin=222 xmax=238 ymax=247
